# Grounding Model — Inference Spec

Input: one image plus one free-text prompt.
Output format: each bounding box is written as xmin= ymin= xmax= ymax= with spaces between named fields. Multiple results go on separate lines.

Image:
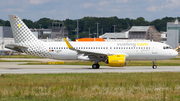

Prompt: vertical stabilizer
xmin=8 ymin=15 xmax=38 ymax=43
xmin=8 ymin=15 xmax=53 ymax=59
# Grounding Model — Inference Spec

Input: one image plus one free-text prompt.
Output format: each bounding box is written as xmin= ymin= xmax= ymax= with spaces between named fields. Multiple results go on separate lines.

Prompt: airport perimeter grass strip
xmin=0 ymin=72 xmax=180 ymax=100
xmin=19 ymin=59 xmax=180 ymax=66
xmin=0 ymin=60 xmax=40 ymax=62
xmin=0 ymin=55 xmax=43 ymax=58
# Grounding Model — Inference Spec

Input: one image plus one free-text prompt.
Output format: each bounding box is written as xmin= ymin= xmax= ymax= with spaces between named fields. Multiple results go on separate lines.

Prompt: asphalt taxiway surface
xmin=0 ymin=62 xmax=180 ymax=74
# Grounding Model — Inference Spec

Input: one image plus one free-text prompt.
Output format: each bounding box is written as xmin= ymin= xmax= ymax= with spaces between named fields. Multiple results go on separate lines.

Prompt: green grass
xmin=1 ymin=73 xmax=180 ymax=100
xmin=127 ymin=60 xmax=180 ymax=66
xmin=0 ymin=60 xmax=40 ymax=62
xmin=0 ymin=55 xmax=43 ymax=58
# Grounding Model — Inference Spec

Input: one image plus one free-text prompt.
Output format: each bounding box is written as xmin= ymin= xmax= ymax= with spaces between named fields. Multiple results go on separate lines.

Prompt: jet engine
xmin=105 ymin=55 xmax=126 ymax=67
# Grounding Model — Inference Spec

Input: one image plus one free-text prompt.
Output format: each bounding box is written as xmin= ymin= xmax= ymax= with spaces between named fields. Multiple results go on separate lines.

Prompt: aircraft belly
xmin=128 ymin=53 xmax=171 ymax=60
xmin=50 ymin=52 xmax=77 ymax=60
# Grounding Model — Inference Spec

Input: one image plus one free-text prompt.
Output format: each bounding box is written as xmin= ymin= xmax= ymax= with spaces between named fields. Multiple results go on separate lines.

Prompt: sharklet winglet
xmin=63 ymin=38 xmax=74 ymax=49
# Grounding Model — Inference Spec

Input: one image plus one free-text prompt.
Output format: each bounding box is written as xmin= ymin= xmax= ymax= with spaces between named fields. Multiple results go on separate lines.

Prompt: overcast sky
xmin=1 ymin=0 xmax=180 ymax=21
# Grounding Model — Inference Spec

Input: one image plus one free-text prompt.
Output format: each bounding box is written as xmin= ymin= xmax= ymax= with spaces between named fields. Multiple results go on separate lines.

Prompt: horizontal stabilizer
xmin=5 ymin=44 xmax=28 ymax=52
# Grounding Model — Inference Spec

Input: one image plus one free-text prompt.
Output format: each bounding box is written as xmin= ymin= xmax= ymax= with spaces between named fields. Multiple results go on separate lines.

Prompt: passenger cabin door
xmin=152 ymin=44 xmax=158 ymax=54
xmin=107 ymin=46 xmax=113 ymax=55
xmin=136 ymin=47 xmax=142 ymax=54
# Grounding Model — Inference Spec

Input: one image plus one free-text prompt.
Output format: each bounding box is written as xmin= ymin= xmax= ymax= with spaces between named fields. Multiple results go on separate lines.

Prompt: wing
xmin=5 ymin=43 xmax=28 ymax=52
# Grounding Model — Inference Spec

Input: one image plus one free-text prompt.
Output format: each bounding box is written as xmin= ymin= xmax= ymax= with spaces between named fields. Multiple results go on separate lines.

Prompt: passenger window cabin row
xmin=49 ymin=47 xmax=151 ymax=50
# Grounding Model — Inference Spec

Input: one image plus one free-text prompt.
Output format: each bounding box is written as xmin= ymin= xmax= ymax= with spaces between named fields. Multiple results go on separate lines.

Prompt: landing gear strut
xmin=92 ymin=64 xmax=100 ymax=69
xmin=92 ymin=59 xmax=100 ymax=69
xmin=152 ymin=60 xmax=157 ymax=69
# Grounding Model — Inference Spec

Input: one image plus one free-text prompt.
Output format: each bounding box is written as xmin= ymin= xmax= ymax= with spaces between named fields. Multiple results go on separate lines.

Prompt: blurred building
xmin=50 ymin=22 xmax=68 ymax=39
xmin=129 ymin=26 xmax=161 ymax=42
xmin=0 ymin=26 xmax=13 ymax=38
xmin=100 ymin=26 xmax=161 ymax=42
xmin=30 ymin=29 xmax=50 ymax=39
xmin=0 ymin=26 xmax=14 ymax=55
xmin=167 ymin=19 xmax=180 ymax=49
xmin=160 ymin=32 xmax=167 ymax=44
xmin=30 ymin=22 xmax=68 ymax=39
xmin=99 ymin=31 xmax=129 ymax=39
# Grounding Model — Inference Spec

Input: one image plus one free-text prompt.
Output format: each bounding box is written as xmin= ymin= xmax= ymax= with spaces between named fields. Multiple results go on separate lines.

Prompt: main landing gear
xmin=92 ymin=64 xmax=100 ymax=69
xmin=152 ymin=60 xmax=157 ymax=69
xmin=92 ymin=59 xmax=100 ymax=69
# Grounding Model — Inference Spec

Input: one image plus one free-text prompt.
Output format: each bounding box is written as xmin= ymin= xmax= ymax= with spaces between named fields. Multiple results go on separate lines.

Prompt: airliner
xmin=6 ymin=15 xmax=178 ymax=69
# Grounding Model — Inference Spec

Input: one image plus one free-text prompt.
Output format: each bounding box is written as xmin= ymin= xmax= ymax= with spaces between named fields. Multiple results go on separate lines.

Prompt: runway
xmin=0 ymin=62 xmax=180 ymax=74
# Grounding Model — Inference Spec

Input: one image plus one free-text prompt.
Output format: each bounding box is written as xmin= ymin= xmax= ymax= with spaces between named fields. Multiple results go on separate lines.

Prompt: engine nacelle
xmin=105 ymin=55 xmax=126 ymax=67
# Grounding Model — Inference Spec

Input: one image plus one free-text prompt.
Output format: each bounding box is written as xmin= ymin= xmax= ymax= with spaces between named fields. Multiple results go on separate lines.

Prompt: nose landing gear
xmin=152 ymin=60 xmax=157 ymax=69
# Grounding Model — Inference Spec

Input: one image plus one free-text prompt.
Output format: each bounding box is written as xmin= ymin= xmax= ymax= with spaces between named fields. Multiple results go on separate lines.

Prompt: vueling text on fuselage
xmin=117 ymin=42 xmax=148 ymax=47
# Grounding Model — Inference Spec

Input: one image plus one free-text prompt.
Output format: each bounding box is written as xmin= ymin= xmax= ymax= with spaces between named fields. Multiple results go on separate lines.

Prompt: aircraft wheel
xmin=152 ymin=65 xmax=157 ymax=69
xmin=92 ymin=64 xmax=100 ymax=69
xmin=96 ymin=64 xmax=100 ymax=69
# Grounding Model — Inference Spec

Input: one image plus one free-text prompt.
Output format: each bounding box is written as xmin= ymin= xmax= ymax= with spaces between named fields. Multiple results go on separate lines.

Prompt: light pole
xmin=101 ymin=28 xmax=103 ymax=35
xmin=39 ymin=24 xmax=42 ymax=29
xmin=113 ymin=25 xmax=116 ymax=33
xmin=96 ymin=23 xmax=100 ymax=38
xmin=89 ymin=28 xmax=90 ymax=41
xmin=77 ymin=20 xmax=79 ymax=39
xmin=63 ymin=26 xmax=64 ymax=38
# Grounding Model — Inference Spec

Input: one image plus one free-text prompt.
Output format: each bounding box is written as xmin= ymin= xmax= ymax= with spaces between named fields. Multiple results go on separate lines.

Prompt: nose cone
xmin=172 ymin=50 xmax=178 ymax=58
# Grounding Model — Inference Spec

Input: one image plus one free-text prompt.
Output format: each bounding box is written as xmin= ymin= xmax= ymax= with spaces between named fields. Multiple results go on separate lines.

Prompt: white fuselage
xmin=43 ymin=41 xmax=178 ymax=61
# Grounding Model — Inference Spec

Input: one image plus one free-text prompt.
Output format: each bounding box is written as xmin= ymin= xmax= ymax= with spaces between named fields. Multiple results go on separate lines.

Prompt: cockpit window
xmin=163 ymin=46 xmax=172 ymax=49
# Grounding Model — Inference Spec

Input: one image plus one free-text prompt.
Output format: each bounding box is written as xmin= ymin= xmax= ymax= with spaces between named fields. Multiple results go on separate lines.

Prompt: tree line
xmin=0 ymin=16 xmax=178 ymax=40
